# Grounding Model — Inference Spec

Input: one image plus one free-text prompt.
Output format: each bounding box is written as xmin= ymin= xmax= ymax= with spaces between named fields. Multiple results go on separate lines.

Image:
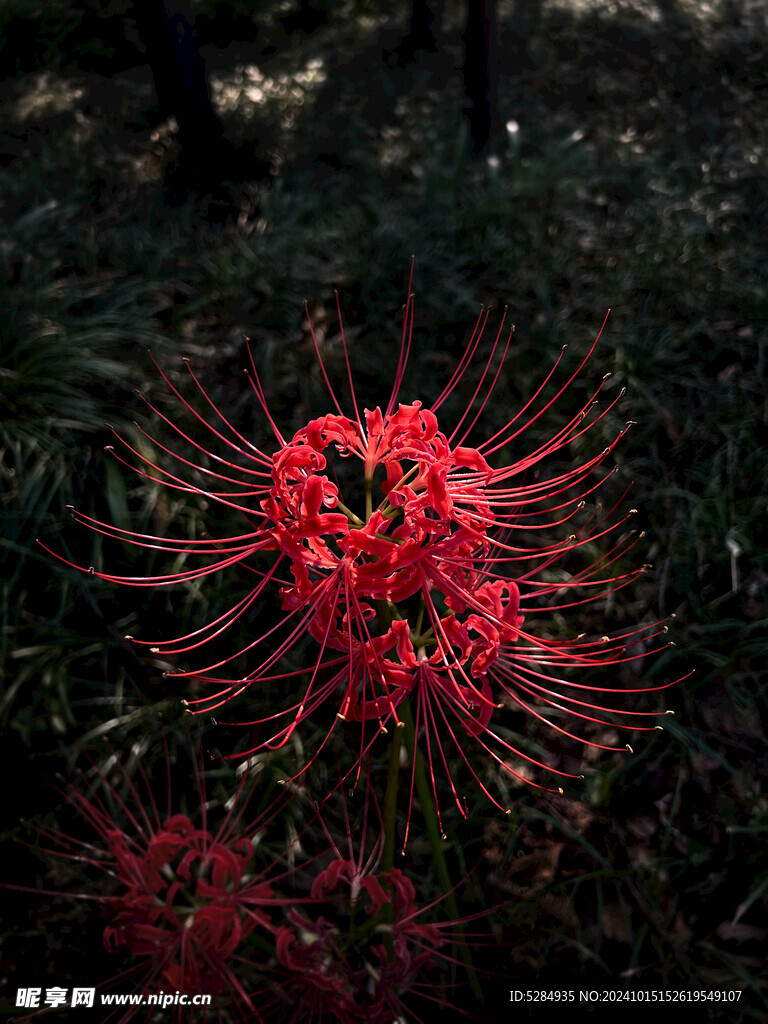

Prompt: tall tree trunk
xmin=395 ymin=0 xmax=438 ymax=66
xmin=463 ymin=0 xmax=501 ymax=155
xmin=408 ymin=0 xmax=438 ymax=51
xmin=134 ymin=0 xmax=228 ymax=193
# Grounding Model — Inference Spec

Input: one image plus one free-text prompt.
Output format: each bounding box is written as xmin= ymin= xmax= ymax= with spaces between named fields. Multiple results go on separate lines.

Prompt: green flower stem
xmin=375 ymin=464 xmax=420 ymax=518
xmin=377 ymin=596 xmax=400 ymax=960
xmin=399 ymin=697 xmax=483 ymax=1004
xmin=382 ymin=718 xmax=404 ymax=874
xmin=379 ymin=595 xmax=403 ymax=875
xmin=379 ymin=716 xmax=404 ymax=962
xmin=365 ymin=473 xmax=373 ymax=522
xmin=336 ymin=499 xmax=364 ymax=526
xmin=376 ymin=599 xmax=480 ymax=1000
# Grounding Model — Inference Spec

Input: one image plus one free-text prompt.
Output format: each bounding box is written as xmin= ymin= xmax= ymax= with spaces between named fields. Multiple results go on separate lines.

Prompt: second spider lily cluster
xmin=22 ymin=748 xmax=466 ymax=1023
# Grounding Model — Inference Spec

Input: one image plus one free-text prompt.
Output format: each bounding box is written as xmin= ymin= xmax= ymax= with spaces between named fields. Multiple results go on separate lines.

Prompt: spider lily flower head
xmin=46 ymin=268 xmax=685 ymax=823
xmin=16 ymin=742 xmax=292 ymax=1021
xmin=98 ymin=812 xmax=266 ymax=993
xmin=267 ymin=782 xmax=473 ymax=1024
xmin=274 ymin=865 xmax=445 ymax=1024
xmin=263 ymin=400 xmax=494 ymax=610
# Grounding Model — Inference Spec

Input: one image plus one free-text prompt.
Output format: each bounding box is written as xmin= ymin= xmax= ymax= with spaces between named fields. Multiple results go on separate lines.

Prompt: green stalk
xmin=378 ymin=596 xmax=401 ymax=959
xmin=381 ymin=720 xmax=403 ymax=873
xmin=375 ymin=601 xmax=480 ymax=1001
xmin=399 ymin=698 xmax=483 ymax=1003
xmin=364 ymin=472 xmax=373 ymax=522
xmin=336 ymin=499 xmax=364 ymax=526
xmin=379 ymin=595 xmax=402 ymax=876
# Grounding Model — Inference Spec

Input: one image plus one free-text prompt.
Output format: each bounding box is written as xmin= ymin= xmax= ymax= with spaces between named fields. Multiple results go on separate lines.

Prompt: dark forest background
xmin=1 ymin=0 xmax=766 ymax=1021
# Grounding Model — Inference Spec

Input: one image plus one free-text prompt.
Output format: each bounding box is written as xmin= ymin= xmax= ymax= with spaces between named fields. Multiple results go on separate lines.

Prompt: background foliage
xmin=1 ymin=0 xmax=766 ymax=1020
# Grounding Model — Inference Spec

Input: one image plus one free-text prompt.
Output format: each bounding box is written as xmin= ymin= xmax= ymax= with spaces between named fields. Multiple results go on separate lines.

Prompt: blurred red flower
xmin=18 ymin=744 xmax=287 ymax=1021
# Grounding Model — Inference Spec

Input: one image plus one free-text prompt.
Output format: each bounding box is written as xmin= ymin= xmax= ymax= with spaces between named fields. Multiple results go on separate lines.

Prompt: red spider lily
xmin=98 ymin=813 xmax=266 ymax=995
xmin=10 ymin=743 xmax=298 ymax=1023
xmin=273 ymin=867 xmax=446 ymax=1024
xmin=8 ymin=753 xmax=487 ymax=1024
xmin=265 ymin=781 xmax=484 ymax=1024
xmin=45 ymin=268 xmax=685 ymax=823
